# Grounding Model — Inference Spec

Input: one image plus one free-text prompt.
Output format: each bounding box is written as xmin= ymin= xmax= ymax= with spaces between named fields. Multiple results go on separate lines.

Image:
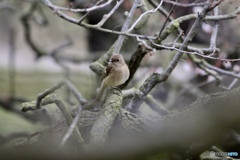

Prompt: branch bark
xmin=90 ymin=88 xmax=122 ymax=147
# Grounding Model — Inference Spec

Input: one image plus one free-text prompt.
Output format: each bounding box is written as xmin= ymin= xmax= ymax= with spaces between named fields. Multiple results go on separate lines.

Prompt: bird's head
xmin=109 ymin=53 xmax=125 ymax=67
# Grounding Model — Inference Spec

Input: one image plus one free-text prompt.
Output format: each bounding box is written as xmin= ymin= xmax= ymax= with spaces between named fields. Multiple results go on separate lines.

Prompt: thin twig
xmin=204 ymin=62 xmax=240 ymax=79
xmin=49 ymin=38 xmax=73 ymax=105
xmin=34 ymin=79 xmax=87 ymax=110
xmin=158 ymin=0 xmax=179 ymax=37
xmin=145 ymin=94 xmax=170 ymax=116
xmin=49 ymin=0 xmax=113 ymax=13
xmin=95 ymin=0 xmax=125 ymax=27
xmin=163 ymin=43 xmax=220 ymax=55
xmin=163 ymin=0 xmax=205 ymax=7
xmin=41 ymin=0 xmax=156 ymax=40
xmin=41 ymin=0 xmax=240 ymax=40
xmin=113 ymin=0 xmax=140 ymax=54
xmin=151 ymin=41 xmax=240 ymax=62
xmin=123 ymin=88 xmax=169 ymax=115
xmin=228 ymin=77 xmax=239 ymax=90
xmin=35 ymin=81 xmax=65 ymax=109
xmin=61 ymin=105 xmax=82 ymax=146
xmin=127 ymin=0 xmax=164 ymax=32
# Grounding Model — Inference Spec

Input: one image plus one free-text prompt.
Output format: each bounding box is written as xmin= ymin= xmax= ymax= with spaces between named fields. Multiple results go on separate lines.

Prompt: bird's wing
xmin=101 ymin=63 xmax=112 ymax=81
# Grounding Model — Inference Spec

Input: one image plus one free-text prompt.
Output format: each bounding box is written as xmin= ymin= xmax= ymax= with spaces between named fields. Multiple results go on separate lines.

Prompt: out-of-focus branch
xmin=22 ymin=94 xmax=84 ymax=148
xmin=122 ymin=88 xmax=170 ymax=116
xmin=61 ymin=105 xmax=82 ymax=147
xmin=0 ymin=132 xmax=29 ymax=147
xmin=32 ymin=79 xmax=87 ymax=111
xmin=145 ymin=94 xmax=169 ymax=116
xmin=49 ymin=38 xmax=73 ymax=104
xmin=228 ymin=72 xmax=240 ymax=90
xmin=12 ymin=86 xmax=240 ymax=159
xmin=21 ymin=2 xmax=47 ymax=58
xmin=203 ymin=61 xmax=240 ymax=79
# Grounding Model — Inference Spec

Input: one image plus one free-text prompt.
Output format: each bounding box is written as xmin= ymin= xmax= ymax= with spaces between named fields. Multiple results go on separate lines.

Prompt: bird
xmin=96 ymin=53 xmax=130 ymax=101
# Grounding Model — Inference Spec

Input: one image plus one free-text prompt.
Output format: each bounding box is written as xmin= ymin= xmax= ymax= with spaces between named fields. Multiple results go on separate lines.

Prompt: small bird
xmin=96 ymin=53 xmax=130 ymax=101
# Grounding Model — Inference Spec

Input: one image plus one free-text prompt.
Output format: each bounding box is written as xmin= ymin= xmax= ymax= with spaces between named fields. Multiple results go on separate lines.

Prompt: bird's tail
xmin=96 ymin=82 xmax=107 ymax=101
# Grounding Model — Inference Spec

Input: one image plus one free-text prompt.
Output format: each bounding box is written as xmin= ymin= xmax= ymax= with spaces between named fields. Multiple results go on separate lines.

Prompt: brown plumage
xmin=96 ymin=53 xmax=130 ymax=101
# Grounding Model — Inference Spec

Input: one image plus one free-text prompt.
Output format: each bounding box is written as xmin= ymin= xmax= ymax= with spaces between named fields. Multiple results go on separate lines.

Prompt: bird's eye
xmin=110 ymin=59 xmax=119 ymax=62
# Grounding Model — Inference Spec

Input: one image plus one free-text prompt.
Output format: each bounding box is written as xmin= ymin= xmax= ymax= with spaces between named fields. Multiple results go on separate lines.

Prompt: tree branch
xmin=90 ymin=88 xmax=122 ymax=147
xmin=127 ymin=0 xmax=220 ymax=113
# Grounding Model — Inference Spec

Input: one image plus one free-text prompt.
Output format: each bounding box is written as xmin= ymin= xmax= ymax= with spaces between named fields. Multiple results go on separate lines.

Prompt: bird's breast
xmin=106 ymin=65 xmax=129 ymax=87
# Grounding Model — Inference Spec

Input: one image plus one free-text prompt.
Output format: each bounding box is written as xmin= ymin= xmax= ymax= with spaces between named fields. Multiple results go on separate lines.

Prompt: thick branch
xmin=22 ymin=94 xmax=84 ymax=148
xmin=11 ymin=86 xmax=240 ymax=159
xmin=90 ymin=88 xmax=122 ymax=146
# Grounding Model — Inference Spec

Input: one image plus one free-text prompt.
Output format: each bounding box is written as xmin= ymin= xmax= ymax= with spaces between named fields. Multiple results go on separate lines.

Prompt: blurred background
xmin=0 ymin=0 xmax=95 ymax=146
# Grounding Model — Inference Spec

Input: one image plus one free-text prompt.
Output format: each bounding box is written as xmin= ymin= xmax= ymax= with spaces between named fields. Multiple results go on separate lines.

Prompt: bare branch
xmin=122 ymin=88 xmax=170 ymax=115
xmin=41 ymin=0 xmax=240 ymax=42
xmin=95 ymin=0 xmax=125 ymax=27
xmin=90 ymin=88 xmax=122 ymax=147
xmin=33 ymin=79 xmax=87 ymax=110
xmin=41 ymin=0 xmax=156 ymax=40
xmin=127 ymin=0 xmax=221 ymax=113
xmin=61 ymin=105 xmax=82 ymax=146
xmin=228 ymin=75 xmax=240 ymax=90
xmin=127 ymin=0 xmax=164 ymax=32
xmin=149 ymin=41 xmax=239 ymax=62
xmin=203 ymin=62 xmax=240 ymax=80
xmin=44 ymin=0 xmax=113 ymax=13
xmin=209 ymin=6 xmax=219 ymax=51
xmin=163 ymin=0 xmax=205 ymax=7
xmin=22 ymin=94 xmax=84 ymax=148
xmin=158 ymin=0 xmax=179 ymax=37
xmin=113 ymin=0 xmax=140 ymax=54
